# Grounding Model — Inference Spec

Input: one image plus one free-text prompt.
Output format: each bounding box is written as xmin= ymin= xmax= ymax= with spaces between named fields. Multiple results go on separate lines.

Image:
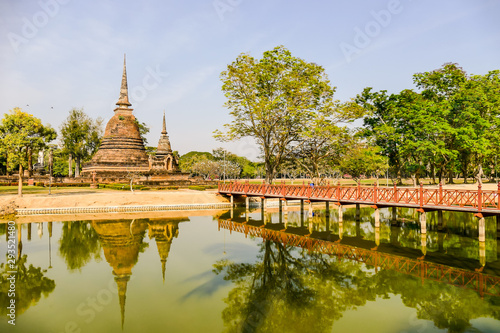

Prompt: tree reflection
xmin=375 ymin=269 xmax=500 ymax=333
xmin=0 ymin=255 xmax=55 ymax=316
xmin=58 ymin=221 xmax=102 ymax=271
xmin=217 ymin=220 xmax=500 ymax=332
xmin=214 ymin=240 xmax=379 ymax=332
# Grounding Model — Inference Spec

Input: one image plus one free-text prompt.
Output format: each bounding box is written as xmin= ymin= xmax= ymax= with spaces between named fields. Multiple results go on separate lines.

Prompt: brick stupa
xmin=82 ymin=56 xmax=149 ymax=175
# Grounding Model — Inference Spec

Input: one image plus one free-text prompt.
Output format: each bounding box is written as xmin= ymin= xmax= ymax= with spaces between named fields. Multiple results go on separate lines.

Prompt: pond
xmin=1 ymin=205 xmax=500 ymax=333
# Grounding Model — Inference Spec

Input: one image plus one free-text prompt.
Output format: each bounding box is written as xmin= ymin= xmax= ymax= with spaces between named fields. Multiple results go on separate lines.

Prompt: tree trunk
xmin=75 ymin=156 xmax=80 ymax=178
xmin=18 ymin=164 xmax=23 ymax=197
xmin=447 ymin=170 xmax=454 ymax=184
xmin=68 ymin=154 xmax=73 ymax=178
xmin=431 ymin=163 xmax=436 ymax=184
xmin=27 ymin=147 xmax=33 ymax=177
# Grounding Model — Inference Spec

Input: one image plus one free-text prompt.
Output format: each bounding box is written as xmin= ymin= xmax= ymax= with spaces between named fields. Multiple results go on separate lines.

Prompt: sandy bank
xmin=0 ymin=189 xmax=229 ymax=214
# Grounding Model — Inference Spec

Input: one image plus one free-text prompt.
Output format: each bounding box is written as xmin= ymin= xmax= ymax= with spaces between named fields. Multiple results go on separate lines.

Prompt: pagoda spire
xmin=162 ymin=111 xmax=167 ymax=135
xmin=116 ymin=54 xmax=132 ymax=108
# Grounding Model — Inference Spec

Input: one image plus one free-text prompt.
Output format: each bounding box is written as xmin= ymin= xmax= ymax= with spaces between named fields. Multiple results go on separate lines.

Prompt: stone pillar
xmin=374 ymin=208 xmax=380 ymax=228
xmin=421 ymin=233 xmax=427 ymax=256
xmin=339 ymin=220 xmax=344 ymax=240
xmin=479 ymin=240 xmax=486 ymax=267
xmin=419 ymin=210 xmax=427 ymax=234
xmin=478 ymin=216 xmax=486 ymax=242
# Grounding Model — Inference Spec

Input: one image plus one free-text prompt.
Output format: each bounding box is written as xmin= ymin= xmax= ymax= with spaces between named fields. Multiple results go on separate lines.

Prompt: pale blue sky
xmin=1 ymin=0 xmax=499 ymax=160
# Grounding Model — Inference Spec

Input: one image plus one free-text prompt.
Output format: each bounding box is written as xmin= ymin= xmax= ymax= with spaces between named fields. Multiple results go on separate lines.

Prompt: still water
xmin=1 ymin=206 xmax=500 ymax=333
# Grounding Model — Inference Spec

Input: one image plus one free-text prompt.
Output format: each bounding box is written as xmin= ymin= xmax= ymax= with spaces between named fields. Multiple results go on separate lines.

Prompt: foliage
xmin=58 ymin=221 xmax=102 ymax=271
xmin=359 ymin=63 xmax=500 ymax=184
xmin=0 ymin=254 xmax=56 ymax=316
xmin=216 ymin=46 xmax=337 ymax=183
xmin=134 ymin=119 xmax=150 ymax=145
xmin=0 ymin=108 xmax=56 ymax=195
xmin=59 ymin=108 xmax=103 ymax=177
xmin=339 ymin=143 xmax=388 ymax=182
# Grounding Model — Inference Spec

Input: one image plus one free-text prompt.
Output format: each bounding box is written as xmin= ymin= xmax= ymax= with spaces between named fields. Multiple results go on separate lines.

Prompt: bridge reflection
xmin=218 ymin=216 xmax=500 ymax=298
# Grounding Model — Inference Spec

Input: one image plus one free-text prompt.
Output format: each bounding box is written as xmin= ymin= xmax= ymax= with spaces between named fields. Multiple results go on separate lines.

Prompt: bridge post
xmin=338 ymin=205 xmax=343 ymax=222
xmin=300 ymin=199 xmax=304 ymax=215
xmin=418 ymin=209 xmax=427 ymax=234
xmin=261 ymin=197 xmax=266 ymax=210
xmin=419 ymin=183 xmax=424 ymax=208
xmin=245 ymin=196 xmax=250 ymax=211
xmin=325 ymin=201 xmax=330 ymax=218
xmin=478 ymin=183 xmax=483 ymax=212
xmin=478 ymin=215 xmax=486 ymax=242
xmin=374 ymin=208 xmax=380 ymax=228
xmin=421 ymin=233 xmax=427 ymax=257
xmin=308 ymin=200 xmax=313 ymax=218
xmin=279 ymin=198 xmax=283 ymax=213
xmin=439 ymin=182 xmax=443 ymax=204
xmin=230 ymin=194 xmax=234 ymax=208
xmin=339 ymin=219 xmax=344 ymax=240
xmin=479 ymin=240 xmax=486 ymax=268
xmin=497 ymin=182 xmax=500 ymax=209
xmin=230 ymin=207 xmax=234 ymax=220
xmin=375 ymin=226 xmax=380 ymax=247
xmin=355 ymin=203 xmax=360 ymax=221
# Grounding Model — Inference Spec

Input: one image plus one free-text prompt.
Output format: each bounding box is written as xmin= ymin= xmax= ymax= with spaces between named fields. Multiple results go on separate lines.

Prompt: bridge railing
xmin=218 ymin=181 xmax=500 ymax=212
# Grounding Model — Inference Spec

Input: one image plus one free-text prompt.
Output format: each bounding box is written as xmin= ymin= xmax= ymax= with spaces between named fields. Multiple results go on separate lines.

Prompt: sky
xmin=1 ymin=0 xmax=499 ymax=161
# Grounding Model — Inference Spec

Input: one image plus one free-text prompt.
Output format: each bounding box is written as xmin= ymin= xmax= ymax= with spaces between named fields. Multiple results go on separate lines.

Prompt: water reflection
xmin=1 ymin=206 xmax=500 ymax=332
xmin=218 ymin=205 xmax=500 ymax=332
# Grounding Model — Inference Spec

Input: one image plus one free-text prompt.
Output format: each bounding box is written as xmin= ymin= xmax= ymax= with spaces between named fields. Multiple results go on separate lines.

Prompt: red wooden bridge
xmin=218 ymin=219 xmax=500 ymax=297
xmin=219 ymin=182 xmax=500 ymax=215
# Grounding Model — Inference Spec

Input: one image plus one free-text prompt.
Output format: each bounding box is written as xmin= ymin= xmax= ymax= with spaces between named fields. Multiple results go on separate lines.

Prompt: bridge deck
xmin=219 ymin=182 xmax=500 ymax=215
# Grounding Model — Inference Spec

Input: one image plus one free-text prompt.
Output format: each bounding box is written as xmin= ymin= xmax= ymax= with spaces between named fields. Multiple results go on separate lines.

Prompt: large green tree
xmin=215 ymin=46 xmax=336 ymax=183
xmin=59 ymin=108 xmax=103 ymax=178
xmin=0 ymin=108 xmax=56 ymax=196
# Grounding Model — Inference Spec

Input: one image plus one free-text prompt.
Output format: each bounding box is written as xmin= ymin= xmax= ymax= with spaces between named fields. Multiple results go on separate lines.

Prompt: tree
xmin=339 ymin=144 xmax=388 ymax=183
xmin=215 ymin=46 xmax=336 ymax=183
xmin=179 ymin=151 xmax=214 ymax=173
xmin=59 ymin=108 xmax=103 ymax=177
xmin=134 ymin=119 xmax=150 ymax=145
xmin=0 ymin=108 xmax=56 ymax=196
